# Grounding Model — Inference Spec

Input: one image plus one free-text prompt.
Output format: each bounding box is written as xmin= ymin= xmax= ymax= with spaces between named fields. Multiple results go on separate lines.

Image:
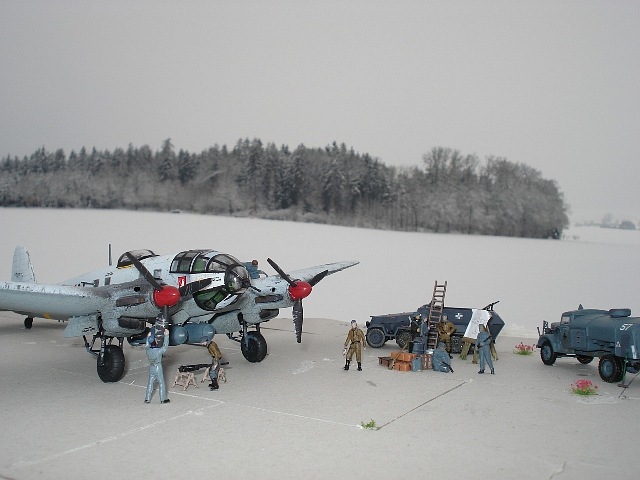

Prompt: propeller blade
xmin=266 ymin=258 xmax=296 ymax=287
xmin=125 ymin=252 xmax=182 ymax=310
xmin=125 ymin=252 xmax=163 ymax=290
xmin=178 ymin=278 xmax=213 ymax=297
xmin=308 ymin=270 xmax=329 ymax=286
xmin=292 ymin=299 xmax=303 ymax=343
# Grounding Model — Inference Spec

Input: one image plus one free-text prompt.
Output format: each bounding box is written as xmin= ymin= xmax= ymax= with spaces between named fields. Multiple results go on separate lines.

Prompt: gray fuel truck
xmin=537 ymin=305 xmax=640 ymax=383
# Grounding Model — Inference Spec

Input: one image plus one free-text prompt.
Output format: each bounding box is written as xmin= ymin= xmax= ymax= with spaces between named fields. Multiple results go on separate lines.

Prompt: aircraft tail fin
xmin=12 ymin=246 xmax=36 ymax=283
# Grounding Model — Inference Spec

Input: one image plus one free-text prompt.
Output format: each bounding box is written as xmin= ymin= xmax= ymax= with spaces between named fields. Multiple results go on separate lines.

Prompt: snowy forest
xmin=0 ymin=139 xmax=568 ymax=238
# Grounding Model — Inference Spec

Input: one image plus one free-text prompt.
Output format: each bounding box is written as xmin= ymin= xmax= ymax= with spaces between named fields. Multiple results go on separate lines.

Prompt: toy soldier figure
xmin=145 ymin=322 xmax=170 ymax=404
xmin=476 ymin=324 xmax=495 ymax=374
xmin=432 ymin=342 xmax=454 ymax=372
xmin=343 ymin=319 xmax=366 ymax=371
xmin=207 ymin=339 xmax=223 ymax=390
xmin=436 ymin=314 xmax=457 ymax=353
xmin=410 ymin=314 xmax=422 ymax=340
xmin=244 ymin=259 xmax=265 ymax=280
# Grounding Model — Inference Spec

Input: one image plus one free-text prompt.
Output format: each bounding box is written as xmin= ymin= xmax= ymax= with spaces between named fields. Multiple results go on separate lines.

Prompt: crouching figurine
xmin=432 ymin=342 xmax=454 ymax=373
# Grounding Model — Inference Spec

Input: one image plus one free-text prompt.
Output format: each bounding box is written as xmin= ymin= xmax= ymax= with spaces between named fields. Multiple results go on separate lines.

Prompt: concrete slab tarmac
xmin=0 ymin=313 xmax=638 ymax=480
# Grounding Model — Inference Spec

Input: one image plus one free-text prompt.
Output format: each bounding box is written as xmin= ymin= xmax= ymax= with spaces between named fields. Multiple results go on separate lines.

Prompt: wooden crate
xmin=378 ymin=356 xmax=393 ymax=367
xmin=421 ymin=353 xmax=433 ymax=370
xmin=393 ymin=361 xmax=412 ymax=371
xmin=390 ymin=351 xmax=417 ymax=363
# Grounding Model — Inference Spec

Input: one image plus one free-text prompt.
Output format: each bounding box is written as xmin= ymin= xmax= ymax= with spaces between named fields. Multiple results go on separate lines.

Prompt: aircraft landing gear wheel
xmin=24 ymin=317 xmax=33 ymax=329
xmin=366 ymin=328 xmax=385 ymax=348
xmin=241 ymin=331 xmax=267 ymax=363
xmin=540 ymin=341 xmax=556 ymax=365
xmin=598 ymin=354 xmax=623 ymax=383
xmin=396 ymin=331 xmax=412 ymax=349
xmin=97 ymin=344 xmax=126 ymax=382
xmin=576 ymin=355 xmax=593 ymax=365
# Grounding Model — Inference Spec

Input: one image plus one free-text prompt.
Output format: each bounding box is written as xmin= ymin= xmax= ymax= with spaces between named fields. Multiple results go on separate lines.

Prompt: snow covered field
xmin=1 ymin=207 xmax=639 ymax=338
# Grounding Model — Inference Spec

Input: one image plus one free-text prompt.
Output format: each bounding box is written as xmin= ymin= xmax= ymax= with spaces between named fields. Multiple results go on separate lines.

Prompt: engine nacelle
xmin=170 ymin=322 xmax=215 ymax=346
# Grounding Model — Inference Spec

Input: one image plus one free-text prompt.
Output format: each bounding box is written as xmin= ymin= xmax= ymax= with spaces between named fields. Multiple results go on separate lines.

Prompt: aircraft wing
xmin=285 ymin=260 xmax=359 ymax=282
xmin=0 ymin=281 xmax=111 ymax=320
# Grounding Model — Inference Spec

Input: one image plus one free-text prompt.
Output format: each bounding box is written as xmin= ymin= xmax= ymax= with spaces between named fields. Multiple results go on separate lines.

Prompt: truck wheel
xmin=396 ymin=331 xmax=412 ymax=349
xmin=576 ymin=355 xmax=593 ymax=365
xmin=598 ymin=354 xmax=622 ymax=383
xmin=366 ymin=329 xmax=385 ymax=348
xmin=540 ymin=341 xmax=556 ymax=365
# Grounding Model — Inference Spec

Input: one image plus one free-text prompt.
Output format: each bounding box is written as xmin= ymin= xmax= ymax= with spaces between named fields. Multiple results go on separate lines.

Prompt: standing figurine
xmin=410 ymin=313 xmax=422 ymax=340
xmin=436 ymin=314 xmax=457 ymax=353
xmin=206 ymin=339 xmax=223 ymax=390
xmin=476 ymin=324 xmax=495 ymax=374
xmin=343 ymin=319 xmax=366 ymax=371
xmin=145 ymin=324 xmax=170 ymax=404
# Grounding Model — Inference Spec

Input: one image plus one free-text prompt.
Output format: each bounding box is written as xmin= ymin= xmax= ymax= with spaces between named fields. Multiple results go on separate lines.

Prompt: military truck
xmin=537 ymin=306 xmax=640 ymax=383
xmin=365 ymin=301 xmax=504 ymax=353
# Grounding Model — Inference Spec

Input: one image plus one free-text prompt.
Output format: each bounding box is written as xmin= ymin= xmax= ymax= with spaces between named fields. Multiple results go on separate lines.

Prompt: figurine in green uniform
xmin=343 ymin=319 xmax=366 ymax=371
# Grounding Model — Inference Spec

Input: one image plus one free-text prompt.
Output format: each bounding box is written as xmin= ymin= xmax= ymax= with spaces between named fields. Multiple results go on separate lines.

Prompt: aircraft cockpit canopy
xmin=170 ymin=250 xmax=250 ymax=312
xmin=117 ymin=249 xmax=158 ymax=268
xmin=170 ymin=250 xmax=249 ymax=293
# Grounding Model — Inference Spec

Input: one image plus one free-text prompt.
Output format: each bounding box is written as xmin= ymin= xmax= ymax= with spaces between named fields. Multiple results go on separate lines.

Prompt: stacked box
xmin=391 ymin=351 xmax=418 ymax=362
xmin=379 ymin=354 xmax=419 ymax=372
xmin=393 ymin=362 xmax=412 ymax=371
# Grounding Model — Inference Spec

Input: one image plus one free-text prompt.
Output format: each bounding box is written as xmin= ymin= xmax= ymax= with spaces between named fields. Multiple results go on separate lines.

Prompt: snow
xmin=1 ymin=208 xmax=639 ymax=339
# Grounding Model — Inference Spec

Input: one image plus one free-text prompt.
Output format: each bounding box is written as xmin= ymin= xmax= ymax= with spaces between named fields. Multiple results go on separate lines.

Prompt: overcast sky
xmin=1 ymin=1 xmax=639 ymax=222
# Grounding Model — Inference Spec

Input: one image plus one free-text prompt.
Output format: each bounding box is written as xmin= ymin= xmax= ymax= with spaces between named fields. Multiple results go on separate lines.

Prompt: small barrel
xmin=410 ymin=338 xmax=426 ymax=354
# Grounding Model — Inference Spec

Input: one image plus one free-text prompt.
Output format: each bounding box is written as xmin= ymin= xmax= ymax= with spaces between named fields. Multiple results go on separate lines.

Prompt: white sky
xmin=1 ymin=1 xmax=639 ymax=222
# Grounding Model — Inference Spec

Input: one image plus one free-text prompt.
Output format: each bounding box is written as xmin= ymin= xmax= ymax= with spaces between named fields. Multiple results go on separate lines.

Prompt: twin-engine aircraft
xmin=0 ymin=246 xmax=358 ymax=382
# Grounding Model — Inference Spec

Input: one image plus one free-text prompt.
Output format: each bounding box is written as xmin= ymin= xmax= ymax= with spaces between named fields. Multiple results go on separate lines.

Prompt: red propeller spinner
xmin=288 ymin=280 xmax=312 ymax=300
xmin=152 ymin=285 xmax=181 ymax=309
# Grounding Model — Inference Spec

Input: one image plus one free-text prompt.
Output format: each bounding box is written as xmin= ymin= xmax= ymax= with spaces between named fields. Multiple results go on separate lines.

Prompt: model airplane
xmin=0 ymin=246 xmax=358 ymax=382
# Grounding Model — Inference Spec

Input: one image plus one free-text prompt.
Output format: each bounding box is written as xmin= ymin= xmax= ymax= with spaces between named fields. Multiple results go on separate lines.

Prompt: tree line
xmin=0 ymin=139 xmax=569 ymax=238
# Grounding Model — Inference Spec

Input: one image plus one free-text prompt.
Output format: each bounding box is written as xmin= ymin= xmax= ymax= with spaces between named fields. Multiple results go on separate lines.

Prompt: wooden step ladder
xmin=425 ymin=281 xmax=447 ymax=350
